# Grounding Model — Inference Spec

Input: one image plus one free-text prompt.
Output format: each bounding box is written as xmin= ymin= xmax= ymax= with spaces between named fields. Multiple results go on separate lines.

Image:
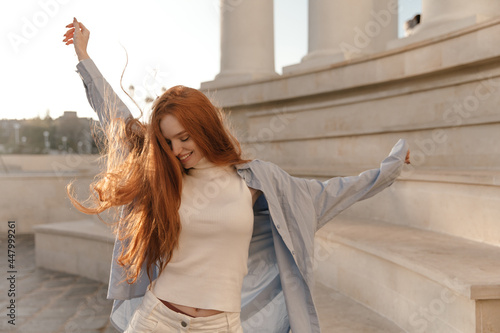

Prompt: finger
xmin=79 ymin=22 xmax=87 ymax=31
xmin=65 ymin=23 xmax=74 ymax=28
xmin=63 ymin=28 xmax=75 ymax=36
xmin=73 ymin=17 xmax=80 ymax=31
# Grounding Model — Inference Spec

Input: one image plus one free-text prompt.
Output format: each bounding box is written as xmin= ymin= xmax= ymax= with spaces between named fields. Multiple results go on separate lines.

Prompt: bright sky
xmin=1 ymin=0 xmax=421 ymax=121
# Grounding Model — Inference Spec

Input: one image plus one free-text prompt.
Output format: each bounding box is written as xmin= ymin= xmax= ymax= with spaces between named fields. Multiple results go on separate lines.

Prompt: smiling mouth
xmin=179 ymin=152 xmax=193 ymax=162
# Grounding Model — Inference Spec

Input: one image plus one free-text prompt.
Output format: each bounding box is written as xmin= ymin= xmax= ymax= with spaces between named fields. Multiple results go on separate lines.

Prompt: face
xmin=159 ymin=114 xmax=203 ymax=169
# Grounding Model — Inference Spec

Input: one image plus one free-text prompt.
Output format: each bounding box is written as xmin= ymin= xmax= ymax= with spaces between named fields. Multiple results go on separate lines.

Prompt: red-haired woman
xmin=63 ymin=18 xmax=410 ymax=333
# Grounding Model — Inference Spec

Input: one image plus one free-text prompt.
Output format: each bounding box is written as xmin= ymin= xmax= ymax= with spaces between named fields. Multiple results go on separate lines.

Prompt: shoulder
xmin=236 ymin=160 xmax=296 ymax=190
xmin=236 ymin=159 xmax=288 ymax=175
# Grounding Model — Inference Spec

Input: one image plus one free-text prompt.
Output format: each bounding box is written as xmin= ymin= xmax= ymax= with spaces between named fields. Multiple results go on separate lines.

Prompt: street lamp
xmin=62 ymin=136 xmax=67 ymax=152
xmin=43 ymin=131 xmax=50 ymax=153
xmin=13 ymin=123 xmax=20 ymax=145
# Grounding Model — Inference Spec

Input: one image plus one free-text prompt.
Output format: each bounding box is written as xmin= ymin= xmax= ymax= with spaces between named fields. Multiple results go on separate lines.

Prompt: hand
xmin=63 ymin=17 xmax=90 ymax=61
xmin=405 ymin=149 xmax=411 ymax=164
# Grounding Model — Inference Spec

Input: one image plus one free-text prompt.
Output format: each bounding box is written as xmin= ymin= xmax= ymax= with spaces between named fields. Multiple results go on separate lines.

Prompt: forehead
xmin=159 ymin=114 xmax=185 ymax=138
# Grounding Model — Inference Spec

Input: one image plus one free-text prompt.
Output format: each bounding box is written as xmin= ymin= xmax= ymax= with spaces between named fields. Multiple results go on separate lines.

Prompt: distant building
xmin=0 ymin=112 xmax=99 ymax=154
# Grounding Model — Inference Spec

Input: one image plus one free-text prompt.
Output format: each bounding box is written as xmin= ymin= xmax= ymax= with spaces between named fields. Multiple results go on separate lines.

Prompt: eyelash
xmin=180 ymin=136 xmax=189 ymax=142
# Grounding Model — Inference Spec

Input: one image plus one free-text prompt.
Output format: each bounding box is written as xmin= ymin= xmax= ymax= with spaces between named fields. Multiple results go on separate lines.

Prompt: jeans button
xmin=181 ymin=321 xmax=187 ymax=327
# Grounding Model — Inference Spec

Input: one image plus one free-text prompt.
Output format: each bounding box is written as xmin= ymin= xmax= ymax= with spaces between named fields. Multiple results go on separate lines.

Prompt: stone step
xmin=313 ymin=281 xmax=405 ymax=333
xmin=288 ymin=168 xmax=500 ymax=248
xmin=314 ymin=217 xmax=500 ymax=333
xmin=340 ymin=170 xmax=500 ymax=247
xmin=34 ymin=220 xmax=115 ymax=284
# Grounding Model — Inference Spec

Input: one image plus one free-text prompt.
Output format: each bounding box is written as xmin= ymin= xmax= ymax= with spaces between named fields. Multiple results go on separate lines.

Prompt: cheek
xmin=189 ymin=142 xmax=203 ymax=158
xmin=186 ymin=141 xmax=198 ymax=152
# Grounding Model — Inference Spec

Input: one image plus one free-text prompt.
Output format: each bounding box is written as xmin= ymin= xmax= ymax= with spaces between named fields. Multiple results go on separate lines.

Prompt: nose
xmin=171 ymin=141 xmax=182 ymax=156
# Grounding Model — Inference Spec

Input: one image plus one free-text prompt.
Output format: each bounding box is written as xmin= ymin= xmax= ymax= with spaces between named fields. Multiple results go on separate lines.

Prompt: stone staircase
xmin=313 ymin=169 xmax=500 ymax=333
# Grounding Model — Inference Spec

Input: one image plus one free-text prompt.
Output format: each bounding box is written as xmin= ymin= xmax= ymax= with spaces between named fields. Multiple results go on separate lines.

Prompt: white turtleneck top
xmin=152 ymin=157 xmax=254 ymax=312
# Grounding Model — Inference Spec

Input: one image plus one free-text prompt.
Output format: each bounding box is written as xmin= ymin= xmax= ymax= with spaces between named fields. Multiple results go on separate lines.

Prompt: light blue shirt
xmin=76 ymin=58 xmax=408 ymax=333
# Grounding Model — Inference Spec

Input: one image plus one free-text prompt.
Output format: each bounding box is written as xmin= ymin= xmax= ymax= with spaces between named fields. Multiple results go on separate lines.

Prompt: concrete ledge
xmin=317 ymin=217 xmax=500 ymax=300
xmin=34 ymin=220 xmax=115 ymax=283
xmin=286 ymin=167 xmax=500 ymax=187
xmin=203 ymin=17 xmax=500 ymax=107
xmin=0 ymin=174 xmax=99 ymax=234
xmin=334 ymin=173 xmax=500 ymax=247
xmin=315 ymin=217 xmax=500 ymax=332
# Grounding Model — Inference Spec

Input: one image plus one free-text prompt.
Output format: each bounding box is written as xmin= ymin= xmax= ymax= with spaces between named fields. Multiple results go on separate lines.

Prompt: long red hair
xmin=68 ymin=85 xmax=248 ymax=284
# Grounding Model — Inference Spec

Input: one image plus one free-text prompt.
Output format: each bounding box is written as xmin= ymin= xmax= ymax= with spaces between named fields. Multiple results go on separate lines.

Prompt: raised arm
xmin=63 ymin=18 xmax=132 ymax=134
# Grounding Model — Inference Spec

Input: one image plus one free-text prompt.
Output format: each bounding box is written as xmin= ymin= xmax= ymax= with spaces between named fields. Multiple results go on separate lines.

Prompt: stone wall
xmin=0 ymin=154 xmax=103 ymax=233
xmin=202 ymin=20 xmax=500 ymax=239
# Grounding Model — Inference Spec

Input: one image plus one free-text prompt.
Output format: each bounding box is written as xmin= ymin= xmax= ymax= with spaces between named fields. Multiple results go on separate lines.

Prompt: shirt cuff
xmin=75 ymin=58 xmax=103 ymax=86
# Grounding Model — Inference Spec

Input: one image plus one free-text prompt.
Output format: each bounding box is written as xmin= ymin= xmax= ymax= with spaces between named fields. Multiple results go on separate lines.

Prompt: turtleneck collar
xmin=187 ymin=157 xmax=234 ymax=178
xmin=192 ymin=157 xmax=217 ymax=170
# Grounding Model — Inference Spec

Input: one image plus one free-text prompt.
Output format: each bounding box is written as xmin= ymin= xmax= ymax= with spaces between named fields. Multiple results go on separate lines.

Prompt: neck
xmin=192 ymin=157 xmax=217 ymax=169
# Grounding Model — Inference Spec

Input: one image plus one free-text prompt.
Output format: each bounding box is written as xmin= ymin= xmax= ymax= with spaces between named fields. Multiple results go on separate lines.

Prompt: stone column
xmin=201 ymin=0 xmax=278 ymax=89
xmin=284 ymin=0 xmax=398 ymax=74
xmin=412 ymin=0 xmax=500 ymax=38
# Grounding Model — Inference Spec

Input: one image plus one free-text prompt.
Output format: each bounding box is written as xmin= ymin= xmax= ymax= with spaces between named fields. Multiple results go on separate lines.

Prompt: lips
xmin=178 ymin=152 xmax=193 ymax=162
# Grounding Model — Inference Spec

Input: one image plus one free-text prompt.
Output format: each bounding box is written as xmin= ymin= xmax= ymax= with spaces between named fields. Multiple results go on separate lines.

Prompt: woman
xmin=63 ymin=18 xmax=410 ymax=333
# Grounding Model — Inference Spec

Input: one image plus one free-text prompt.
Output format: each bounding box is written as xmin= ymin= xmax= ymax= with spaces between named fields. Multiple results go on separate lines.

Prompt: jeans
xmin=124 ymin=285 xmax=244 ymax=333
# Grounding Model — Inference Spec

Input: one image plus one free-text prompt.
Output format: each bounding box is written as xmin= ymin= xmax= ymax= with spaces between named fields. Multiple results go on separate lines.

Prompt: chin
xmin=183 ymin=157 xmax=199 ymax=169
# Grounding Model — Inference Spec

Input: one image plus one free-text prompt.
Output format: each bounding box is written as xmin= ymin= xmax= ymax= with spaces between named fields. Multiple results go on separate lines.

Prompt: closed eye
xmin=180 ymin=136 xmax=190 ymax=142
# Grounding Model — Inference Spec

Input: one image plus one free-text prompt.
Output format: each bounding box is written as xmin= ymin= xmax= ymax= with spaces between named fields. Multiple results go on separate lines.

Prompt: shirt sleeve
xmin=75 ymin=58 xmax=133 ymax=136
xmin=304 ymin=139 xmax=409 ymax=231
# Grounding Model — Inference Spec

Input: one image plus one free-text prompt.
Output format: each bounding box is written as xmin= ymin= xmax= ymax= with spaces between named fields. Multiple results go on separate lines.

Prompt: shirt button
xmin=181 ymin=321 xmax=187 ymax=327
xmin=276 ymin=224 xmax=280 ymax=229
xmin=292 ymin=251 xmax=295 ymax=256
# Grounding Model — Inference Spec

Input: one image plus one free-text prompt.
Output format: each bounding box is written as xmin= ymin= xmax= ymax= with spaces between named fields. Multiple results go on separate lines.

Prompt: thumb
xmin=73 ymin=17 xmax=80 ymax=31
xmin=79 ymin=21 xmax=89 ymax=35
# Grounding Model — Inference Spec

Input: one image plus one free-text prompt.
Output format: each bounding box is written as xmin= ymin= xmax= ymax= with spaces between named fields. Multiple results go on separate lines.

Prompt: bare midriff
xmin=159 ymin=298 xmax=223 ymax=317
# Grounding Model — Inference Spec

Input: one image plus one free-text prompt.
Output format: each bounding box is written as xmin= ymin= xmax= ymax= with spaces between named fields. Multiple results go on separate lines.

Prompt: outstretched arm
xmin=305 ymin=139 xmax=410 ymax=231
xmin=63 ymin=18 xmax=133 ymax=135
